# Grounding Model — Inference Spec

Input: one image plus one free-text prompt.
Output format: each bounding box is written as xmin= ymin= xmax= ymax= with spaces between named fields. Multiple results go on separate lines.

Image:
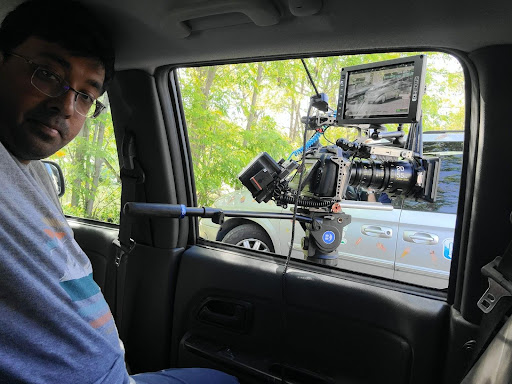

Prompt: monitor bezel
xmin=336 ymin=55 xmax=426 ymax=125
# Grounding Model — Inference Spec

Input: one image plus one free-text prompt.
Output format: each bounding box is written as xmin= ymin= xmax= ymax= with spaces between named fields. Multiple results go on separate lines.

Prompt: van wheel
xmin=222 ymin=224 xmax=275 ymax=252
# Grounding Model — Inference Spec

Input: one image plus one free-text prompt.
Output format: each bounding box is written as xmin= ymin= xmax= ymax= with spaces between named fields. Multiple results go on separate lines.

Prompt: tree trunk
xmin=290 ymin=77 xmax=306 ymax=142
xmin=103 ymin=159 xmax=122 ymax=184
xmin=201 ymin=67 xmax=217 ymax=108
xmin=71 ymin=123 xmax=89 ymax=207
xmin=86 ymin=121 xmax=105 ymax=217
xmin=243 ymin=63 xmax=264 ymax=146
xmin=289 ymin=97 xmax=296 ymax=137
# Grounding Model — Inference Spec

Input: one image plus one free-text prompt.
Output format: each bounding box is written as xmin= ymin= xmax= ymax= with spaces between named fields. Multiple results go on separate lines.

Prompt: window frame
xmin=169 ymin=49 xmax=470 ymax=298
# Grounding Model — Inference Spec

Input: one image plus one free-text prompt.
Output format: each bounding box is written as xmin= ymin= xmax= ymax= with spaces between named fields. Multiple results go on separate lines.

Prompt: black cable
xmin=283 ymin=104 xmax=311 ymax=273
xmin=279 ymin=59 xmax=326 ymax=382
xmin=323 ymin=136 xmax=335 ymax=145
xmin=320 ymin=126 xmax=336 ymax=145
xmin=301 ymin=59 xmax=320 ymax=97
xmin=279 ymin=103 xmax=312 ymax=383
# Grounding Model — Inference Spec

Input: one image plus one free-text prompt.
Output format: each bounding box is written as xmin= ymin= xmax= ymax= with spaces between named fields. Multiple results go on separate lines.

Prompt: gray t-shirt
xmin=27 ymin=159 xmax=62 ymax=210
xmin=0 ymin=142 xmax=130 ymax=384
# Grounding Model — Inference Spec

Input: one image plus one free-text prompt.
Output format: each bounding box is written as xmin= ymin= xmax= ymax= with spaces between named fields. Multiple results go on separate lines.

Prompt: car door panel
xmin=281 ymin=207 xmax=400 ymax=280
xmin=394 ymin=210 xmax=454 ymax=288
xmin=335 ymin=207 xmax=400 ymax=280
xmin=172 ymin=244 xmax=449 ymax=384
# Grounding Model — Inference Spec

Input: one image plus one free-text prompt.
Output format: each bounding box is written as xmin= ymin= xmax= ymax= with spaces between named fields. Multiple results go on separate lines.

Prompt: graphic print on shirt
xmin=42 ymin=216 xmax=116 ymax=336
xmin=43 ymin=217 xmax=68 ymax=254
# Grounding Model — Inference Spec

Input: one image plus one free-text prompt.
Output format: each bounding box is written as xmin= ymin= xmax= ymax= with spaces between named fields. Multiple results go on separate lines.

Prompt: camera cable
xmin=279 ymin=103 xmax=312 ymax=383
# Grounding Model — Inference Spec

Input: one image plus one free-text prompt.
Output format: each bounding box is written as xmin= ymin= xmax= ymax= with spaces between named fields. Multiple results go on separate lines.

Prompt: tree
xmin=49 ymin=97 xmax=121 ymax=223
xmin=179 ymin=52 xmax=465 ymax=207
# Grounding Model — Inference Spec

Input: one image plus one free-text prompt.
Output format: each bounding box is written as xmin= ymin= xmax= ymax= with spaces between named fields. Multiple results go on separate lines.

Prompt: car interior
xmin=3 ymin=0 xmax=512 ymax=383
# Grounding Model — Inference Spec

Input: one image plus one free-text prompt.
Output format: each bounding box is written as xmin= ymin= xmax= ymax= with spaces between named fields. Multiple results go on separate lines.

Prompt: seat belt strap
xmin=497 ymin=240 xmax=512 ymax=281
xmin=112 ymin=132 xmax=145 ymax=339
xmin=119 ymin=132 xmax=145 ymax=248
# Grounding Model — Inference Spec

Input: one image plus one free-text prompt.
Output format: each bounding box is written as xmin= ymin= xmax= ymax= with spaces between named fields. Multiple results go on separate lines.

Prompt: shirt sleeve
xmin=28 ymin=160 xmax=63 ymax=212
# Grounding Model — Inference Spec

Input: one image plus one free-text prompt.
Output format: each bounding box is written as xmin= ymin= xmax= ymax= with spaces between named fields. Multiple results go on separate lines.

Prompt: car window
xmin=48 ymin=94 xmax=121 ymax=224
xmin=178 ymin=52 xmax=465 ymax=289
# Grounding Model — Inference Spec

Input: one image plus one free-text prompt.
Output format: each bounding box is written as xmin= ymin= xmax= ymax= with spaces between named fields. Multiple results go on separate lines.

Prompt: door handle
xmin=361 ymin=225 xmax=393 ymax=238
xmin=199 ymin=306 xmax=243 ymax=327
xmin=197 ymin=298 xmax=252 ymax=332
xmin=403 ymin=231 xmax=439 ymax=245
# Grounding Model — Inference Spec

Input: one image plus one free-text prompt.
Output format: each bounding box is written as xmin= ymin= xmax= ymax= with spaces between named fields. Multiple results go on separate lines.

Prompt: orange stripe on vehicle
xmin=90 ymin=311 xmax=113 ymax=329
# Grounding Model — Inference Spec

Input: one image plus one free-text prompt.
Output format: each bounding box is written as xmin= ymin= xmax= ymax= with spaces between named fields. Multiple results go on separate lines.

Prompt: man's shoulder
xmin=28 ymin=160 xmax=62 ymax=211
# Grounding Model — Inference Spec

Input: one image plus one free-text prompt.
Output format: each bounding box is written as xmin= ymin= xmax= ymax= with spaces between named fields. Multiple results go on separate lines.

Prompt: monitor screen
xmin=337 ymin=55 xmax=426 ymax=125
xmin=287 ymin=158 xmax=319 ymax=195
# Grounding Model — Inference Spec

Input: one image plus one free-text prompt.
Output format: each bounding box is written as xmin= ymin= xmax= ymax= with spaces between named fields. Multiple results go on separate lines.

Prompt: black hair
xmin=0 ymin=0 xmax=115 ymax=92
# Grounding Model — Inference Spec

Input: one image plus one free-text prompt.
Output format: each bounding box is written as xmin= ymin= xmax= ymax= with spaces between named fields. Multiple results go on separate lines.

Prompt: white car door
xmin=337 ymin=200 xmax=401 ymax=279
xmin=393 ymin=139 xmax=463 ymax=289
xmin=394 ymin=209 xmax=455 ymax=288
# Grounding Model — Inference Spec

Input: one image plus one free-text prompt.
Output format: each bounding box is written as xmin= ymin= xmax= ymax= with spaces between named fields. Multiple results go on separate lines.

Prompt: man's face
xmin=0 ymin=37 xmax=106 ymax=162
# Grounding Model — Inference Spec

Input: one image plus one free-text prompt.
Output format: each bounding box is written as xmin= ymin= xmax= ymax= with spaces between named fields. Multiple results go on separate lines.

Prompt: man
xmin=0 ymin=1 xmax=238 ymax=383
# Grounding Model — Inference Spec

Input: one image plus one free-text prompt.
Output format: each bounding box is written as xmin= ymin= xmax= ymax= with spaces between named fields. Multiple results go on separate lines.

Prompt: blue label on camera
xmin=323 ymin=231 xmax=335 ymax=244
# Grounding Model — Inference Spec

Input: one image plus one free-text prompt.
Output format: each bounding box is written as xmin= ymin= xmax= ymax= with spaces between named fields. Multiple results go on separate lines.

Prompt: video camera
xmin=238 ymin=55 xmax=441 ymax=266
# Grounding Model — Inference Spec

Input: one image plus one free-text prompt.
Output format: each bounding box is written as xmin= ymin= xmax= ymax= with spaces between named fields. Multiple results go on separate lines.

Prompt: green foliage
xmin=179 ymin=52 xmax=465 ymax=207
xmin=180 ymin=64 xmax=291 ymax=205
xmin=48 ymin=97 xmax=121 ymax=224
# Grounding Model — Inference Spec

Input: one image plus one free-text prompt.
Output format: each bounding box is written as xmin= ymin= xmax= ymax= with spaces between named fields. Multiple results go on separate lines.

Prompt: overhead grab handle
xmin=162 ymin=0 xmax=281 ymax=38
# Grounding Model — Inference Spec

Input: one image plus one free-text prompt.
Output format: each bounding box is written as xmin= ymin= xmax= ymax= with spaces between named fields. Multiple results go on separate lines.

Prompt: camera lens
xmin=349 ymin=159 xmax=416 ymax=193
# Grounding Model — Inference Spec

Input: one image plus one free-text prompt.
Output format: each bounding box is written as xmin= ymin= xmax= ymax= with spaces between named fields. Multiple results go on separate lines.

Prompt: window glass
xmin=48 ymin=94 xmax=121 ymax=224
xmin=402 ymin=138 xmax=463 ymax=214
xmin=179 ymin=52 xmax=465 ymax=289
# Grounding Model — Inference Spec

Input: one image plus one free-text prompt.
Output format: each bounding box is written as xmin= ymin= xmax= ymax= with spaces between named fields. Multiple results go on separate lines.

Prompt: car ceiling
xmin=2 ymin=0 xmax=511 ymax=72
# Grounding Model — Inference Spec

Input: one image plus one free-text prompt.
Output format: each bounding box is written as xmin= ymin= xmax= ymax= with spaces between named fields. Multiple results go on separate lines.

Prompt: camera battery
xmin=238 ymin=152 xmax=282 ymax=202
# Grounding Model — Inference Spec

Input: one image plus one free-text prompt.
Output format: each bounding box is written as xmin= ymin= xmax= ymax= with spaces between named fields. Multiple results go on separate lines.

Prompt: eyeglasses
xmin=6 ymin=52 xmax=105 ymax=118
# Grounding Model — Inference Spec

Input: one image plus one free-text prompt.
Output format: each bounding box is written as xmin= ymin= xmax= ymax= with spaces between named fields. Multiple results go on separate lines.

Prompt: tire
xmin=222 ymin=224 xmax=275 ymax=253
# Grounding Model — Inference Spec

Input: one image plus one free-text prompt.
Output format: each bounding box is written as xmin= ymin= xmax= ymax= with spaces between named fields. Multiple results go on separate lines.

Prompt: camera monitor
xmin=336 ymin=55 xmax=426 ymax=125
